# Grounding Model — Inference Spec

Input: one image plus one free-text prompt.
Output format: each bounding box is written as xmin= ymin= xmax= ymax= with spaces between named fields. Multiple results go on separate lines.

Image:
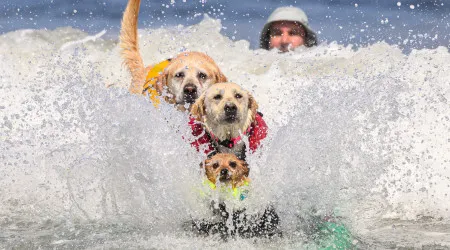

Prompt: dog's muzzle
xmin=183 ymin=84 xmax=197 ymax=104
xmin=224 ymin=103 xmax=238 ymax=123
xmin=219 ymin=168 xmax=231 ymax=182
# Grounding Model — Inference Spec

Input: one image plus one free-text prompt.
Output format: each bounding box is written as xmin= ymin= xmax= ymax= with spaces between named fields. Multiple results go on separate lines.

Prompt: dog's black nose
xmin=183 ymin=84 xmax=197 ymax=103
xmin=183 ymin=84 xmax=197 ymax=94
xmin=220 ymin=168 xmax=228 ymax=176
xmin=224 ymin=103 xmax=237 ymax=114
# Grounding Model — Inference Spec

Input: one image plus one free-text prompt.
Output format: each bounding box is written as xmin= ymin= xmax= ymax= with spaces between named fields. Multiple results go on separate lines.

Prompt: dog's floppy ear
xmin=200 ymin=159 xmax=208 ymax=169
xmin=214 ymin=69 xmax=227 ymax=83
xmin=155 ymin=71 xmax=168 ymax=94
xmin=241 ymin=161 xmax=250 ymax=177
xmin=190 ymin=92 xmax=206 ymax=121
xmin=248 ymin=93 xmax=259 ymax=120
xmin=158 ymin=70 xmax=180 ymax=105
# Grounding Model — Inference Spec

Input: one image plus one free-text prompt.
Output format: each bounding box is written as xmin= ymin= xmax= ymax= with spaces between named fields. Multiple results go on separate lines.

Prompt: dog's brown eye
xmin=229 ymin=161 xmax=237 ymax=168
xmin=235 ymin=93 xmax=242 ymax=99
xmin=175 ymin=72 xmax=185 ymax=78
xmin=213 ymin=162 xmax=219 ymax=169
xmin=213 ymin=94 xmax=222 ymax=100
xmin=198 ymin=72 xmax=207 ymax=79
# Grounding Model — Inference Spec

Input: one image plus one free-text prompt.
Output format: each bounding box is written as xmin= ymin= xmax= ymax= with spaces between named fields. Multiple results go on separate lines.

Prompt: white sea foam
xmin=1 ymin=16 xmax=449 ymax=248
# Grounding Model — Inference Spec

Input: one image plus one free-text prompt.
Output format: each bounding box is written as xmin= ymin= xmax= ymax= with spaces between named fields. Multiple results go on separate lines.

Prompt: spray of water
xmin=1 ymin=16 xmax=449 ymax=248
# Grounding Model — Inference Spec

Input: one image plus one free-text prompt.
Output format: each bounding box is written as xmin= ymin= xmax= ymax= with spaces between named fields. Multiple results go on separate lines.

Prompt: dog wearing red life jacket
xmin=189 ymin=82 xmax=268 ymax=160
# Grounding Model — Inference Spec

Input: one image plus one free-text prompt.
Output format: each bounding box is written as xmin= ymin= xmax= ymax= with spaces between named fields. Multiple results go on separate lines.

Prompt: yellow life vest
xmin=142 ymin=59 xmax=171 ymax=107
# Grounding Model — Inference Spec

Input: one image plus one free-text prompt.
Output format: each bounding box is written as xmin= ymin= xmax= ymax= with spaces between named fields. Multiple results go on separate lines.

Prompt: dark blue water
xmin=0 ymin=0 xmax=448 ymax=51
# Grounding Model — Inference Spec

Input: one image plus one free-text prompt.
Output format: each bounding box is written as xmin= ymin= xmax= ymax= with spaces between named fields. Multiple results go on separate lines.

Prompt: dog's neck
xmin=204 ymin=111 xmax=253 ymax=141
xmin=207 ymin=177 xmax=250 ymax=190
xmin=232 ymin=177 xmax=251 ymax=189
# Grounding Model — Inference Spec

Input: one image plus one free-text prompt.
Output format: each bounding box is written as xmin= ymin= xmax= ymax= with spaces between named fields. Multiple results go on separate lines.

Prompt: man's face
xmin=269 ymin=21 xmax=306 ymax=52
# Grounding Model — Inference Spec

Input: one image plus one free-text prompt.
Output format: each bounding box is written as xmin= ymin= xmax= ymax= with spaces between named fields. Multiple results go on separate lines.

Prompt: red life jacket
xmin=188 ymin=112 xmax=268 ymax=156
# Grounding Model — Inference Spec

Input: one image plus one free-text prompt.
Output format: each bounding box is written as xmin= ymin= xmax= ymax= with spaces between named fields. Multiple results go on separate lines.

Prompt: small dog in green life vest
xmin=188 ymin=153 xmax=281 ymax=240
xmin=203 ymin=153 xmax=250 ymax=195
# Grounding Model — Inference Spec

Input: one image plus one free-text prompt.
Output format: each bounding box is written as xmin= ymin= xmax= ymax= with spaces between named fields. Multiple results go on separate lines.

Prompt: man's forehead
xmin=272 ymin=21 xmax=303 ymax=30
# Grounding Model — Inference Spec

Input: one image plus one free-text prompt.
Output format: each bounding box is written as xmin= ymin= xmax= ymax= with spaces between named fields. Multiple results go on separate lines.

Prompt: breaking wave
xmin=1 ymin=16 xmax=449 ymax=248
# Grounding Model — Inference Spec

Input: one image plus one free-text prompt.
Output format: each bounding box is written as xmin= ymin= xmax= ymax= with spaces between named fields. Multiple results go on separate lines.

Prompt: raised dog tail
xmin=120 ymin=0 xmax=146 ymax=94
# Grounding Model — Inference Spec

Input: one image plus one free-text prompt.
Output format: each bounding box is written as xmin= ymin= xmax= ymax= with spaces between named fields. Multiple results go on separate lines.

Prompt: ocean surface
xmin=0 ymin=0 xmax=449 ymax=51
xmin=1 ymin=0 xmax=450 ymax=249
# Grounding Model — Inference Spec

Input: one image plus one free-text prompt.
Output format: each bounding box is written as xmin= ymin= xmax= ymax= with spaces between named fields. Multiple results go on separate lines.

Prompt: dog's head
xmin=156 ymin=52 xmax=227 ymax=107
xmin=190 ymin=82 xmax=258 ymax=136
xmin=202 ymin=153 xmax=250 ymax=188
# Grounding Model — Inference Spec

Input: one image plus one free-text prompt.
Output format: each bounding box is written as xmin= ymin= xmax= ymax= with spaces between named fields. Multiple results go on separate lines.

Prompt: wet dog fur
xmin=189 ymin=153 xmax=281 ymax=239
xmin=190 ymin=82 xmax=259 ymax=158
xmin=120 ymin=0 xmax=227 ymax=109
xmin=203 ymin=153 xmax=250 ymax=189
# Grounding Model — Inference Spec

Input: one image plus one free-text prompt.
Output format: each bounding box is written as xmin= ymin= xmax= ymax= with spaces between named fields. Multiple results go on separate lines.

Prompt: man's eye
xmin=213 ymin=94 xmax=222 ymax=100
xmin=175 ymin=72 xmax=185 ymax=78
xmin=213 ymin=163 xmax=219 ymax=169
xmin=270 ymin=30 xmax=282 ymax=36
xmin=198 ymin=72 xmax=207 ymax=79
xmin=235 ymin=93 xmax=242 ymax=99
xmin=289 ymin=31 xmax=304 ymax=36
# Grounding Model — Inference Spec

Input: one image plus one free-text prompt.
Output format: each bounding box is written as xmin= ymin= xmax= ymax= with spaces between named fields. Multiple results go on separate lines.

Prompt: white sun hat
xmin=260 ymin=6 xmax=317 ymax=49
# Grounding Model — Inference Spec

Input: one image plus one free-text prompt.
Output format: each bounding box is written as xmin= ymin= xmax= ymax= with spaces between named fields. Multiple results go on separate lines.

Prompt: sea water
xmin=1 ymin=0 xmax=449 ymax=52
xmin=1 ymin=17 xmax=449 ymax=249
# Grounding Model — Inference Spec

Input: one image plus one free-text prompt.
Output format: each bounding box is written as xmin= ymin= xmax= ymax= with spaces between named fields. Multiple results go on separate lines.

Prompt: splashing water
xmin=1 ymin=17 xmax=449 ymax=248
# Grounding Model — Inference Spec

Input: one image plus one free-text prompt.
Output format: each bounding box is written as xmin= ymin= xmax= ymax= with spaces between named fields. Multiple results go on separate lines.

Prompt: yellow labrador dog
xmin=120 ymin=0 xmax=227 ymax=109
xmin=189 ymin=82 xmax=268 ymax=160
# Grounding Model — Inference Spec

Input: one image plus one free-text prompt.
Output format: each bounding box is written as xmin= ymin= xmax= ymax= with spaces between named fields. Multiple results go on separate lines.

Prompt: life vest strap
xmin=201 ymin=179 xmax=250 ymax=201
xmin=142 ymin=59 xmax=171 ymax=106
